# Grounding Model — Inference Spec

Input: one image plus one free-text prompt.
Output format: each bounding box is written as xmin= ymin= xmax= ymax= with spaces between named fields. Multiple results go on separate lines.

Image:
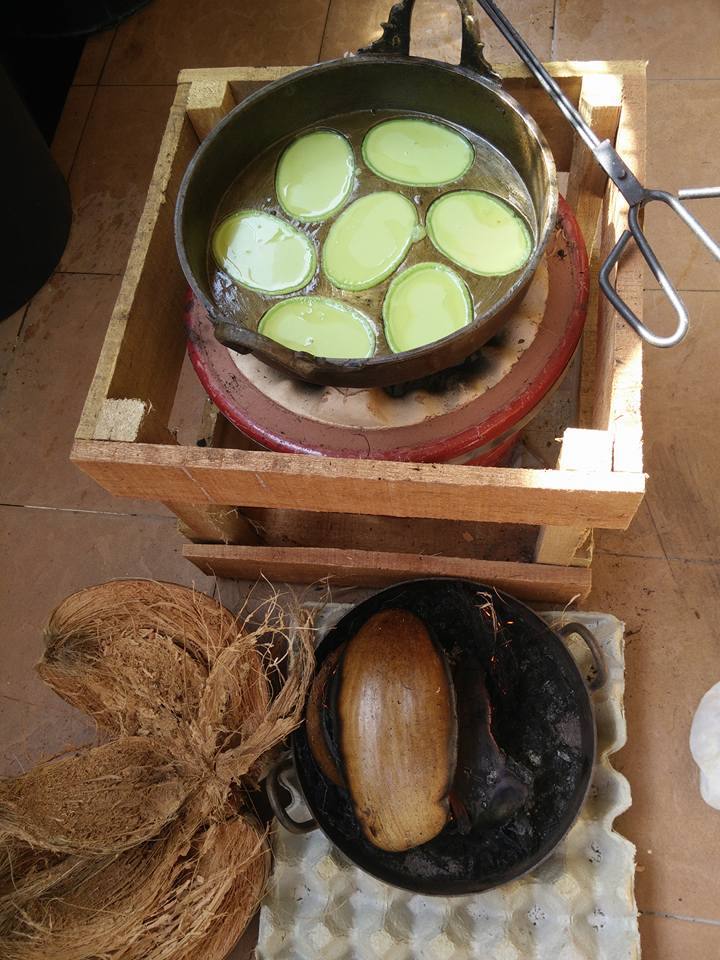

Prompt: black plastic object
xmin=0 ymin=66 xmax=71 ymax=321
xmin=6 ymin=2 xmax=153 ymax=38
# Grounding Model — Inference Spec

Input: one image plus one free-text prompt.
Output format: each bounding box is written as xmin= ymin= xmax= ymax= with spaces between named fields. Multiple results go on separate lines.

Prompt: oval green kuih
xmin=362 ymin=117 xmax=474 ymax=187
xmin=322 ymin=191 xmax=419 ymax=292
xmin=427 ymin=190 xmax=533 ymax=276
xmin=258 ymin=296 xmax=376 ymax=359
xmin=211 ymin=210 xmax=316 ymax=295
xmin=276 ymin=130 xmax=355 ymax=222
xmin=383 ymin=262 xmax=473 ymax=354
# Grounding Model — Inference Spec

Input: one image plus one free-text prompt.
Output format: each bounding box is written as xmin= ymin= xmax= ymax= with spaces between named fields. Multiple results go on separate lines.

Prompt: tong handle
xmin=599 ymin=190 xmax=720 ymax=348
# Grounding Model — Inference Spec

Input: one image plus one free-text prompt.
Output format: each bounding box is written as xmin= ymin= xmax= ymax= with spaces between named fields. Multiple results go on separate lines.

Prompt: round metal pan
xmin=266 ymin=579 xmax=606 ymax=896
xmin=175 ymin=0 xmax=558 ymax=388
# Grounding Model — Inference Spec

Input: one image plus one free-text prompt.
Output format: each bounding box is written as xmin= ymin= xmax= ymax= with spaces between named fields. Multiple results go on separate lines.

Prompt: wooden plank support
xmin=566 ymin=75 xmax=623 ymax=434
xmin=176 ymin=61 xmax=648 ymax=86
xmin=535 ymin=427 xmax=614 ymax=566
xmin=566 ymin=74 xmax=623 ymax=246
xmin=186 ymin=78 xmax=237 ymax=141
xmin=591 ymin=72 xmax=646 ymax=480
xmin=76 ymin=83 xmax=198 ymax=443
xmin=71 ymin=440 xmax=645 ymax=529
xmin=167 ymin=502 xmax=261 ymax=545
xmin=182 ymin=545 xmax=592 ymax=604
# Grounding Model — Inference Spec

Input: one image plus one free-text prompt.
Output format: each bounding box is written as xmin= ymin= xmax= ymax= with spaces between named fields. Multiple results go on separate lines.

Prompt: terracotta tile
xmin=584 ymin=554 xmax=720 ymax=918
xmin=595 ymin=498 xmax=664 ymax=559
xmin=643 ymin=81 xmax=720 ymax=291
xmin=101 ymin=0 xmax=329 ymax=85
xmin=60 ymin=84 xmax=175 ymax=275
xmin=639 ymin=914 xmax=720 ymax=960
xmin=554 ymin=0 xmax=720 ymax=80
xmin=666 ymin=558 xmax=720 ymax=649
xmin=74 ymin=28 xmax=116 ymax=84
xmin=50 ymin=86 xmax=95 ymax=180
xmin=641 ymin=290 xmax=720 ymax=562
xmin=0 ymin=272 xmax=164 ymax=515
xmin=321 ymin=0 xmax=553 ymax=65
xmin=0 ymin=503 xmax=213 ymax=777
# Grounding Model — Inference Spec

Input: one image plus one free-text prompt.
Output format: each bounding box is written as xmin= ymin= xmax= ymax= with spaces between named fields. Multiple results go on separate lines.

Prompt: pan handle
xmin=360 ymin=0 xmax=500 ymax=83
xmin=265 ymin=755 xmax=318 ymax=835
xmin=557 ymin=621 xmax=608 ymax=692
xmin=213 ymin=318 xmax=256 ymax=355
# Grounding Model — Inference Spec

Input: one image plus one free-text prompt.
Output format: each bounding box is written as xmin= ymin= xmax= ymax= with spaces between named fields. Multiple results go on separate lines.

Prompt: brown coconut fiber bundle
xmin=0 ymin=579 xmax=314 ymax=960
xmin=39 ymin=580 xmax=244 ymax=738
xmin=0 ymin=737 xmax=202 ymax=855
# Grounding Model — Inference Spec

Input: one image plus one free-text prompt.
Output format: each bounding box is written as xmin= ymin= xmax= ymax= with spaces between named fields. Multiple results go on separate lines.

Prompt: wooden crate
xmin=71 ymin=61 xmax=646 ymax=605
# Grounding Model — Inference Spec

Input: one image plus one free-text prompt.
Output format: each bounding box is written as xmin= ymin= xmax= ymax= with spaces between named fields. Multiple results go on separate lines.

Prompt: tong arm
xmin=599 ymin=189 xmax=720 ymax=347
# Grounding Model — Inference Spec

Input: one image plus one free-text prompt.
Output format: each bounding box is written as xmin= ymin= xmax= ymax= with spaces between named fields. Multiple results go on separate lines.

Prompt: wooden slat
xmin=241 ymin=507 xmax=537 ymax=562
xmin=567 ymin=75 xmax=622 ymax=429
xmin=592 ymin=73 xmax=646 ymax=477
xmin=534 ymin=428 xmax=615 ymax=566
xmin=566 ymin=75 xmax=623 ymax=251
xmin=183 ymin=545 xmax=592 ymax=603
xmin=176 ymin=61 xmax=648 ymax=86
xmin=75 ymin=83 xmax=198 ymax=443
xmin=166 ymin=502 xmax=261 ymax=544
xmin=71 ymin=440 xmax=645 ymax=529
xmin=186 ymin=78 xmax=236 ymax=141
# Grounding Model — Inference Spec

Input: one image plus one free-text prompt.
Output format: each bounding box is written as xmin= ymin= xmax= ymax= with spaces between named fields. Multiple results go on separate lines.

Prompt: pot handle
xmin=265 ymin=755 xmax=318 ymax=835
xmin=360 ymin=0 xmax=501 ymax=83
xmin=213 ymin=318 xmax=258 ymax=356
xmin=557 ymin=621 xmax=608 ymax=692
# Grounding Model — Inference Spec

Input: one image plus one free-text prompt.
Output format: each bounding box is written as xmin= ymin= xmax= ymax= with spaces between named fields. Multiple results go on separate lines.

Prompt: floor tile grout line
xmin=96 ymin=81 xmax=218 ymax=88
xmin=0 ymin=502 xmax=174 ymax=522
xmin=64 ymin=23 xmax=120 ymax=180
xmin=55 ymin=270 xmax=122 ymax=278
xmin=641 ymin=910 xmax=720 ymax=926
xmin=97 ymin=25 xmax=120 ymax=87
xmin=64 ymin=81 xmax=100 ymax=183
xmin=647 ymin=77 xmax=720 ymax=83
xmin=644 ymin=288 xmax=720 ymax=294
xmin=317 ymin=0 xmax=334 ymax=63
xmin=596 ymin=548 xmax=720 ymax=565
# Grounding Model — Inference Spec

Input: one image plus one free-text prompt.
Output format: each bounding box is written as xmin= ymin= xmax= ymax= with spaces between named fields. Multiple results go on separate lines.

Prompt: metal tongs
xmin=475 ymin=0 xmax=720 ymax=347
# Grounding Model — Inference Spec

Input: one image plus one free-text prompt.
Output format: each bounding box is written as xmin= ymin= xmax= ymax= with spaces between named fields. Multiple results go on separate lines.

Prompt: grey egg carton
xmin=257 ymin=610 xmax=639 ymax=960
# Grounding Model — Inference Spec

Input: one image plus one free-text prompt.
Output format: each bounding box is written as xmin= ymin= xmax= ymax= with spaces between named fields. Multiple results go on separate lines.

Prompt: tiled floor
xmin=1 ymin=1 xmax=719 ymax=957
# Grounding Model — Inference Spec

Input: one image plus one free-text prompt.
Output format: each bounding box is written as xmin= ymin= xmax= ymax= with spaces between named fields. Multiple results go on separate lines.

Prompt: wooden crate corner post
xmin=534 ymin=427 xmax=614 ymax=567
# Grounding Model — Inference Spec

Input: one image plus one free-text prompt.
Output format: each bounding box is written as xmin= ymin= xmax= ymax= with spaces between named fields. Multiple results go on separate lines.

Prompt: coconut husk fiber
xmin=0 ymin=737 xmax=202 ymax=856
xmin=0 ymin=579 xmax=314 ymax=960
xmin=39 ymin=580 xmax=248 ymax=739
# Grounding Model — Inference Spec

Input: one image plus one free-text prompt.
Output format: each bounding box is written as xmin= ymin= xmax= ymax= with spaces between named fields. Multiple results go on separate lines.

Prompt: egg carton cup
xmin=257 ymin=610 xmax=639 ymax=960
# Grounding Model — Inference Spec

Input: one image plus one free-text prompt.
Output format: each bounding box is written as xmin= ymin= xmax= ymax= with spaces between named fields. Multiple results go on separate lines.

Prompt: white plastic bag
xmin=690 ymin=681 xmax=720 ymax=810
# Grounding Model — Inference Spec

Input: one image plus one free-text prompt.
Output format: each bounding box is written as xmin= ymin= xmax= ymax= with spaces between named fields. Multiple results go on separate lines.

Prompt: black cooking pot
xmin=175 ymin=0 xmax=558 ymax=388
xmin=266 ymin=579 xmax=606 ymax=896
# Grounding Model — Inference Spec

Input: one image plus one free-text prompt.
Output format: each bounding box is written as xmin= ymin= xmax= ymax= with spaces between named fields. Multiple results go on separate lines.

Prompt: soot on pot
xmin=294 ymin=580 xmax=592 ymax=894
